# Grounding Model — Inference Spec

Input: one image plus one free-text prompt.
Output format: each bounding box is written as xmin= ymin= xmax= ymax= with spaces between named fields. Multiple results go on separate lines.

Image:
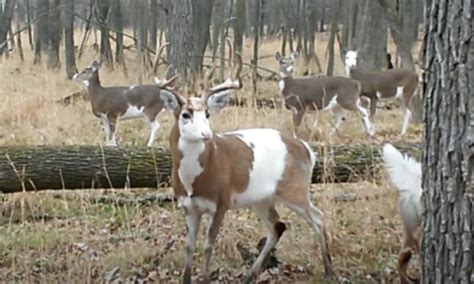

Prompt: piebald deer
xmin=158 ymin=53 xmax=335 ymax=283
xmin=343 ymin=50 xmax=419 ymax=135
xmin=276 ymin=52 xmax=375 ymax=138
xmin=73 ymin=59 xmax=176 ymax=147
xmin=382 ymin=144 xmax=422 ymax=284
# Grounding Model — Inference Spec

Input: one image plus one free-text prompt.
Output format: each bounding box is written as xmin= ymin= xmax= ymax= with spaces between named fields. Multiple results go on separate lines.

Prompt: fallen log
xmin=0 ymin=143 xmax=420 ymax=193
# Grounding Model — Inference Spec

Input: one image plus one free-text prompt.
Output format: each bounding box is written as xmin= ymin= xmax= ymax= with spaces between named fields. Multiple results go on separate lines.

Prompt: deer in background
xmin=343 ymin=49 xmax=419 ymax=135
xmin=276 ymin=52 xmax=375 ymax=138
xmin=158 ymin=53 xmax=335 ymax=283
xmin=73 ymin=58 xmax=176 ymax=147
xmin=382 ymin=144 xmax=422 ymax=284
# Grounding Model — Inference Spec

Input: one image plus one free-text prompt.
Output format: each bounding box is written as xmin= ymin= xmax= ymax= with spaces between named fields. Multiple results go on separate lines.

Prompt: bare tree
xmin=167 ymin=0 xmax=193 ymax=78
xmin=0 ymin=0 xmax=15 ymax=57
xmin=63 ymin=0 xmax=76 ymax=78
xmin=233 ymin=0 xmax=246 ymax=54
xmin=95 ymin=0 xmax=113 ymax=67
xmin=33 ymin=0 xmax=49 ymax=64
xmin=111 ymin=0 xmax=124 ymax=66
xmin=353 ymin=0 xmax=387 ymax=70
xmin=47 ymin=0 xmax=61 ymax=70
xmin=325 ymin=0 xmax=341 ymax=76
xmin=420 ymin=0 xmax=473 ymax=282
xmin=190 ymin=0 xmax=215 ymax=73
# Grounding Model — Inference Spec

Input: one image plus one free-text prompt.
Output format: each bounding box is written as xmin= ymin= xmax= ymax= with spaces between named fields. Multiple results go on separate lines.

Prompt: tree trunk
xmin=252 ymin=0 xmax=261 ymax=95
xmin=399 ymin=0 xmax=418 ymax=65
xmin=166 ymin=0 xmax=193 ymax=79
xmin=0 ymin=143 xmax=421 ymax=193
xmin=353 ymin=0 xmax=387 ymax=71
xmin=377 ymin=0 xmax=414 ymax=70
xmin=46 ymin=0 xmax=61 ymax=70
xmin=96 ymin=0 xmax=113 ymax=68
xmin=25 ymin=0 xmax=34 ymax=51
xmin=111 ymin=0 xmax=124 ymax=66
xmin=0 ymin=0 xmax=15 ymax=56
xmin=420 ymin=0 xmax=473 ymax=282
xmin=149 ymin=0 xmax=158 ymax=52
xmin=190 ymin=0 xmax=215 ymax=74
xmin=64 ymin=0 xmax=76 ymax=78
xmin=15 ymin=1 xmax=25 ymax=61
xmin=325 ymin=0 xmax=340 ymax=76
xmin=233 ymin=0 xmax=246 ymax=54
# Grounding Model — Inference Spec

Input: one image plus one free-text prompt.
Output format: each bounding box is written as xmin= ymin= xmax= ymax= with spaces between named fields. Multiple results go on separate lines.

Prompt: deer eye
xmin=182 ymin=112 xmax=191 ymax=119
xmin=205 ymin=110 xmax=210 ymax=119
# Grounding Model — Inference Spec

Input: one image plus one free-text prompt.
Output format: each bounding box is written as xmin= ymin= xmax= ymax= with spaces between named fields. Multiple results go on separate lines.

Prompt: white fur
xmin=382 ymin=144 xmax=422 ymax=231
xmin=178 ymin=196 xmax=217 ymax=214
xmin=376 ymin=91 xmax=383 ymax=99
xmin=322 ymin=95 xmax=339 ymax=111
xmin=356 ymin=99 xmax=375 ymax=136
xmin=179 ymin=98 xmax=213 ymax=141
xmin=147 ymin=121 xmax=161 ymax=147
xmin=395 ymin=86 xmax=404 ymax=98
xmin=129 ymin=85 xmax=136 ymax=90
xmin=120 ymin=105 xmax=145 ymax=120
xmin=300 ymin=140 xmax=317 ymax=169
xmin=344 ymin=50 xmax=358 ymax=73
xmin=278 ymin=80 xmax=285 ymax=92
xmin=178 ymin=139 xmax=205 ymax=196
xmin=227 ymin=129 xmax=288 ymax=208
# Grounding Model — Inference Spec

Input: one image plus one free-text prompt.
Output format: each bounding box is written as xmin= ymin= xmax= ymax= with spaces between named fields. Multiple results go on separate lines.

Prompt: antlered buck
xmin=159 ymin=53 xmax=335 ymax=283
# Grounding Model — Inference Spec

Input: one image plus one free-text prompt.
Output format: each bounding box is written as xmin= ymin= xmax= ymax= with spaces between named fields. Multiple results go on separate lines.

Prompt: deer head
xmin=159 ymin=53 xmax=243 ymax=142
xmin=275 ymin=52 xmax=298 ymax=77
xmin=73 ymin=60 xmax=101 ymax=86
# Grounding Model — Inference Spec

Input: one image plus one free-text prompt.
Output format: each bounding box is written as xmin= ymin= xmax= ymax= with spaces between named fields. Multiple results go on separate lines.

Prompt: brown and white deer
xmin=342 ymin=49 xmax=419 ymax=135
xmin=158 ymin=53 xmax=335 ymax=283
xmin=73 ymin=60 xmax=176 ymax=147
xmin=276 ymin=52 xmax=375 ymax=138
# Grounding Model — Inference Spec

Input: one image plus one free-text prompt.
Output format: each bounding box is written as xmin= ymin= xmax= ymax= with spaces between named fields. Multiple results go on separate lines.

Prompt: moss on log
xmin=0 ymin=143 xmax=420 ymax=193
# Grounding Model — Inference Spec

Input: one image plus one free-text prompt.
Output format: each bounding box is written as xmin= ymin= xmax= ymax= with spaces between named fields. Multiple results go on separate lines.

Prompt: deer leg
xmin=183 ymin=210 xmax=203 ymax=284
xmin=107 ymin=115 xmax=118 ymax=147
xmin=202 ymin=208 xmax=226 ymax=283
xmin=281 ymin=199 xmax=334 ymax=278
xmin=99 ymin=115 xmax=111 ymax=145
xmin=399 ymin=99 xmax=412 ymax=136
xmin=292 ymin=109 xmax=305 ymax=138
xmin=144 ymin=115 xmax=161 ymax=147
xmin=356 ymin=99 xmax=375 ymax=136
xmin=244 ymin=206 xmax=285 ymax=283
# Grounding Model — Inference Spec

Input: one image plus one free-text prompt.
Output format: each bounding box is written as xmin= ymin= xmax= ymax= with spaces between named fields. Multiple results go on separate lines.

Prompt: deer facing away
xmin=343 ymin=50 xmax=419 ymax=135
xmin=276 ymin=52 xmax=375 ymax=138
xmin=382 ymin=143 xmax=422 ymax=284
xmin=158 ymin=54 xmax=335 ymax=283
xmin=73 ymin=60 xmax=175 ymax=147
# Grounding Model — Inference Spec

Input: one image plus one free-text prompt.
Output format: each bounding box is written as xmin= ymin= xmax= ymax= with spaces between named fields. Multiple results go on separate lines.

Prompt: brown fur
xmin=349 ymin=68 xmax=418 ymax=118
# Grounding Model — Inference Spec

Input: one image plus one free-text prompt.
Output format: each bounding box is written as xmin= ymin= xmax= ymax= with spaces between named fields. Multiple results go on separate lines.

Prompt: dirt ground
xmin=0 ymin=30 xmax=422 ymax=283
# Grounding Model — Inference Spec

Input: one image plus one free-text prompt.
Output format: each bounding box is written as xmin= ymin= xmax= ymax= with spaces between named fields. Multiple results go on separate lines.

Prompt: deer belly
xmin=120 ymin=105 xmax=145 ymax=120
xmin=228 ymin=128 xmax=288 ymax=208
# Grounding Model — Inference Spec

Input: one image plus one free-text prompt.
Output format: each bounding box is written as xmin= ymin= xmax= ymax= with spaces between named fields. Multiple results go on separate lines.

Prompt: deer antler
xmin=154 ymin=74 xmax=178 ymax=89
xmin=204 ymin=52 xmax=243 ymax=101
xmin=152 ymin=42 xmax=170 ymax=74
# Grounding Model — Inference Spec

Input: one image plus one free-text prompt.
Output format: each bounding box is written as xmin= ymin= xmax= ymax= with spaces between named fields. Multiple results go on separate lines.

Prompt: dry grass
xmin=0 ymin=30 xmax=422 ymax=282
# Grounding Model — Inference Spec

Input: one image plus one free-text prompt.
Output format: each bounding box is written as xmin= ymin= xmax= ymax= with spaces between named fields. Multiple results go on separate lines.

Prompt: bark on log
xmin=0 ymin=143 xmax=420 ymax=193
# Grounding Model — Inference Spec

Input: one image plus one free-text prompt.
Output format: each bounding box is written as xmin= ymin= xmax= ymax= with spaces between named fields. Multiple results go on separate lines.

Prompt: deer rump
xmin=282 ymin=76 xmax=360 ymax=111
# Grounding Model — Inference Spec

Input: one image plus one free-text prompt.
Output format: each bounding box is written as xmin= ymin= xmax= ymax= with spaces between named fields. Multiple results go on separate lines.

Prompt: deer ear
xmin=291 ymin=51 xmax=299 ymax=60
xmin=275 ymin=52 xmax=282 ymax=61
xmin=91 ymin=60 xmax=101 ymax=71
xmin=206 ymin=91 xmax=232 ymax=114
xmin=160 ymin=90 xmax=183 ymax=111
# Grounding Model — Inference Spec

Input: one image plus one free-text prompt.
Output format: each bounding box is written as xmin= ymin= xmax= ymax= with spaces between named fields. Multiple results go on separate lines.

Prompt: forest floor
xmin=0 ymin=31 xmax=422 ymax=282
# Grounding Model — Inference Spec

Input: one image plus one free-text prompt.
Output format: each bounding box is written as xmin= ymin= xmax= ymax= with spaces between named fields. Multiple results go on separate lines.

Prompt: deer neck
xmin=278 ymin=75 xmax=293 ymax=95
xmin=86 ymin=72 xmax=102 ymax=94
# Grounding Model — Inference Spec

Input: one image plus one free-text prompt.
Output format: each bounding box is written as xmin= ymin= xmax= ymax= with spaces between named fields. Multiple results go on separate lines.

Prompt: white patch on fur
xmin=178 ymin=139 xmax=205 ymax=196
xmin=395 ymin=86 xmax=404 ymax=98
xmin=120 ymin=105 xmax=145 ymax=120
xmin=147 ymin=121 xmax=161 ymax=147
xmin=376 ymin=91 xmax=383 ymax=99
xmin=382 ymin=144 xmax=422 ymax=230
xmin=300 ymin=140 xmax=317 ymax=169
xmin=322 ymin=95 xmax=339 ymax=111
xmin=178 ymin=196 xmax=216 ymax=215
xmin=227 ymin=129 xmax=288 ymax=208
xmin=344 ymin=50 xmax=358 ymax=74
xmin=278 ymin=80 xmax=285 ymax=92
xmin=129 ymin=85 xmax=136 ymax=90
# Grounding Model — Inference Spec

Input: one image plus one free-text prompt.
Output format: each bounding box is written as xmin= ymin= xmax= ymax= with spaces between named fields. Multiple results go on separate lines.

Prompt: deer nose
xmin=201 ymin=132 xmax=212 ymax=140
